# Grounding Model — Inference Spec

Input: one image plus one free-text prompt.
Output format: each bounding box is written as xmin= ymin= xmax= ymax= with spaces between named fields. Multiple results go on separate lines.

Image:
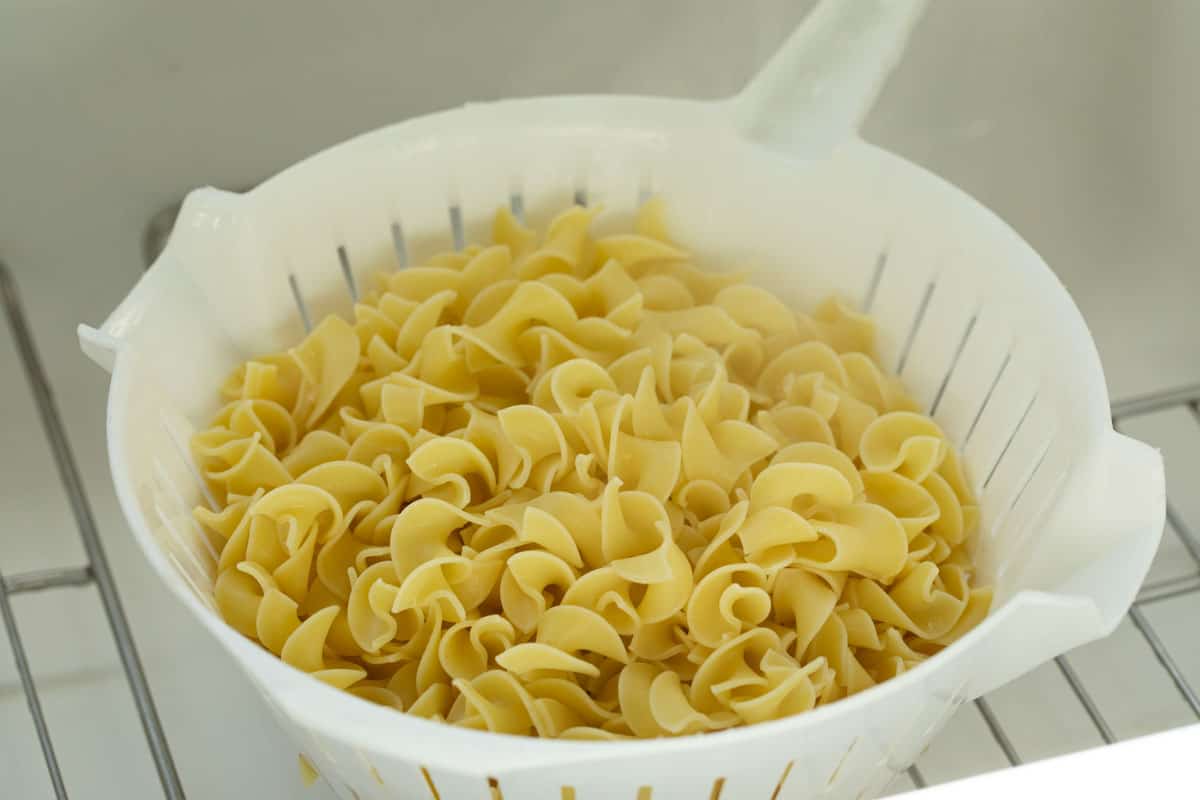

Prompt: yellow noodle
xmin=193 ymin=201 xmax=990 ymax=738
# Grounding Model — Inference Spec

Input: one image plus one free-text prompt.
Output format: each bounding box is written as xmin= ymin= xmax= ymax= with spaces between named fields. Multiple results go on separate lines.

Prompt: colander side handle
xmin=77 ymin=263 xmax=172 ymax=374
xmin=1007 ymin=431 xmax=1166 ymax=634
xmin=965 ymin=432 xmax=1163 ymax=697
xmin=78 ymin=188 xmax=247 ymax=374
xmin=729 ymin=0 xmax=928 ymax=159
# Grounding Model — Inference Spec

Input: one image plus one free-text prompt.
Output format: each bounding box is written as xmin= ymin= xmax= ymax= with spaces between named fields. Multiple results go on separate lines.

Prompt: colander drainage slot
xmin=929 ymin=313 xmax=978 ymax=417
xmin=896 ymin=280 xmax=936 ymax=375
xmin=509 ymin=192 xmax=525 ymax=222
xmin=160 ymin=410 xmax=218 ymax=512
xmin=635 ymin=786 xmax=652 ymax=800
xmin=336 ymin=245 xmax=359 ymax=302
xmin=288 ymin=273 xmax=313 ymax=332
xmin=982 ymin=391 xmax=1039 ymax=490
xmin=152 ymin=458 xmax=218 ymax=563
xmin=420 ymin=765 xmax=441 ymax=799
xmin=708 ymin=776 xmax=726 ymax=800
xmin=487 ymin=776 xmax=504 ymax=800
xmin=770 ymin=759 xmax=795 ymax=799
xmin=449 ymin=205 xmax=466 ymax=251
xmin=963 ymin=351 xmax=1012 ymax=447
xmin=637 ymin=174 xmax=654 ymax=206
xmin=991 ymin=437 xmax=1056 ymax=538
xmin=824 ymin=739 xmax=857 ymax=789
xmin=150 ymin=478 xmax=214 ymax=581
xmin=573 ymin=187 xmax=589 ymax=207
xmin=297 ymin=753 xmax=319 ymax=786
xmin=861 ymin=250 xmax=888 ymax=312
xmin=391 ymin=221 xmax=409 ymax=268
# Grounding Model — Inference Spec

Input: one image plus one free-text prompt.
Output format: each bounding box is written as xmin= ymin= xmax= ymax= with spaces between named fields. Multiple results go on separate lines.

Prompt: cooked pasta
xmin=193 ymin=199 xmax=991 ymax=738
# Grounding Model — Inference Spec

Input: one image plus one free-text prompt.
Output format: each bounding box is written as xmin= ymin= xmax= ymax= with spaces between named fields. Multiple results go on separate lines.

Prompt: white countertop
xmin=895 ymin=724 xmax=1200 ymax=798
xmin=2 ymin=2 xmax=1198 ymax=798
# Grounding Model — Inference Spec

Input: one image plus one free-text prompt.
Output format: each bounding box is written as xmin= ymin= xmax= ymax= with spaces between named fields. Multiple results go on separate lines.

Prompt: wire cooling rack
xmin=0 ymin=261 xmax=184 ymax=799
xmin=1 ymin=250 xmax=1197 ymax=799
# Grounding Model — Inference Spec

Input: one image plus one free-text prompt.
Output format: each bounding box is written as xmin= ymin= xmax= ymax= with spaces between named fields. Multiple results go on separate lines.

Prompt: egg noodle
xmin=192 ymin=199 xmax=991 ymax=739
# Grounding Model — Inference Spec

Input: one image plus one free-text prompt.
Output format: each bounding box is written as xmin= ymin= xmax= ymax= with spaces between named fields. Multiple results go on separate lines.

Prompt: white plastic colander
xmin=79 ymin=2 xmax=1165 ymax=798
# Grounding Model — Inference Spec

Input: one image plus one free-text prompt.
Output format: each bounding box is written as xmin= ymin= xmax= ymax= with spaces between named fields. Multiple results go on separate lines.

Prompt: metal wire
xmin=1110 ymin=384 xmax=1200 ymax=418
xmin=5 ymin=566 xmax=94 ymax=595
xmin=0 ymin=573 xmax=70 ymax=798
xmin=1137 ymin=574 xmax=1200 ymax=605
xmin=1164 ymin=502 xmax=1200 ymax=568
xmin=973 ymin=698 xmax=1021 ymax=766
xmin=0 ymin=262 xmax=185 ymax=799
xmin=1053 ymin=656 xmax=1115 ymax=745
xmin=1128 ymin=606 xmax=1200 ymax=717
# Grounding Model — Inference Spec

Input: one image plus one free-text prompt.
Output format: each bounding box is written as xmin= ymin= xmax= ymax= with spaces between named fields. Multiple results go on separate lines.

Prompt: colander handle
xmin=965 ymin=431 xmax=1165 ymax=697
xmin=79 ymin=188 xmax=247 ymax=373
xmin=997 ymin=430 xmax=1165 ymax=633
xmin=1023 ymin=430 xmax=1166 ymax=629
xmin=730 ymin=0 xmax=928 ymax=159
